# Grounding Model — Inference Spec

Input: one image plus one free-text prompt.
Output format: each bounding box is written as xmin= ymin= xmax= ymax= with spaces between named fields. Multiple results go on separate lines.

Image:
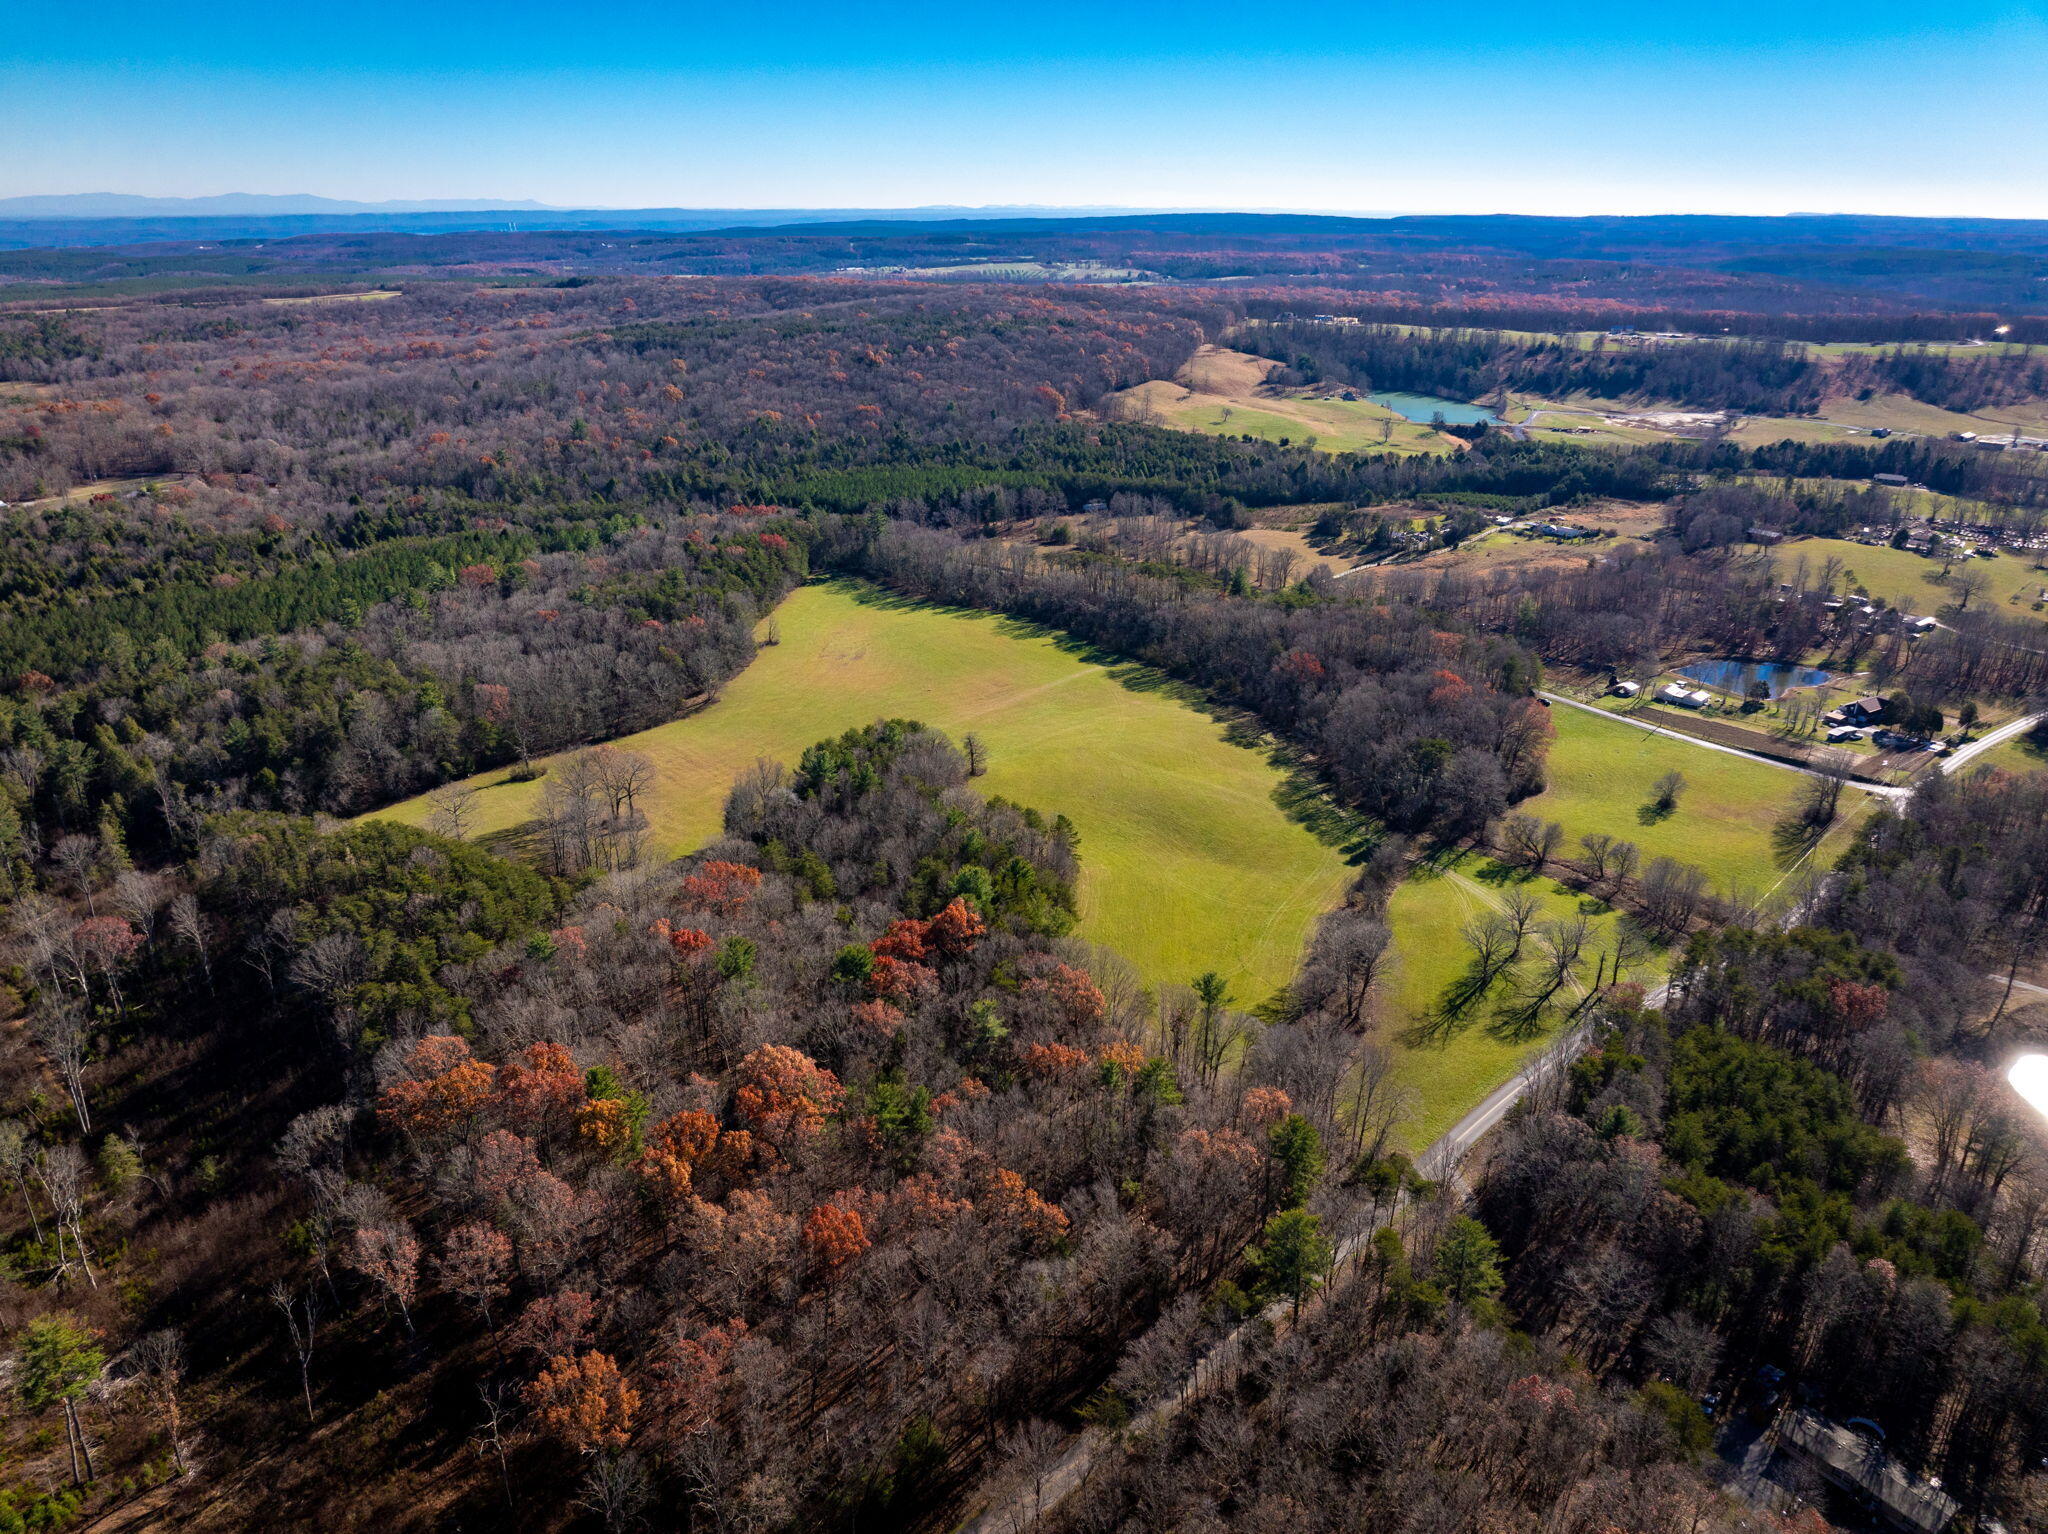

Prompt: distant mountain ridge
xmin=0 ymin=195 xmax=1217 ymax=223
xmin=0 ymin=200 xmax=1273 ymax=248
xmin=0 ymin=193 xmax=564 ymax=218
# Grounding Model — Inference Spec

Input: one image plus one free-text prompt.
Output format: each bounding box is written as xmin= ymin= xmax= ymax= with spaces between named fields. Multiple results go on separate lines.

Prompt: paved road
xmin=1539 ymin=691 xmax=1911 ymax=800
xmin=1418 ymin=977 xmax=1673 ymax=1180
xmin=1942 ymin=709 xmax=2042 ymax=772
xmin=1544 ymin=690 xmax=2048 ymax=798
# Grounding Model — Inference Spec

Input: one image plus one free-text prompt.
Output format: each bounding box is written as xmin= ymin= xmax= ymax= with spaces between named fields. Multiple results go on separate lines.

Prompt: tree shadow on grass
xmin=477 ymin=819 xmax=550 ymax=864
xmin=1269 ymin=769 xmax=1379 ymax=863
xmin=1401 ymin=976 xmax=1491 ymax=1050
xmin=1486 ymin=997 xmax=1562 ymax=1046
xmin=1771 ymin=812 xmax=1831 ymax=866
xmin=1637 ymin=801 xmax=1677 ymax=826
xmin=1469 ymin=859 xmax=1532 ymax=888
xmin=1408 ymin=844 xmax=1467 ymax=881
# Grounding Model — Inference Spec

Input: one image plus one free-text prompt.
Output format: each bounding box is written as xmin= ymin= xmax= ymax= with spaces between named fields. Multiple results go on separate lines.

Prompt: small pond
xmin=1367 ymin=391 xmax=1502 ymax=426
xmin=1678 ymin=659 xmax=1833 ymax=697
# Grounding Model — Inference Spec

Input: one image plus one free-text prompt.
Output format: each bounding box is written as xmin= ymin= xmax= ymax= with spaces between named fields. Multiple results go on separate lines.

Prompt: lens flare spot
xmin=2009 ymin=1054 xmax=2048 ymax=1120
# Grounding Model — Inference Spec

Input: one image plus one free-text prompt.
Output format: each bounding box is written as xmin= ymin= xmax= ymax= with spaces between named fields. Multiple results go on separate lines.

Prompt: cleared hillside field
xmin=1384 ymin=700 xmax=1862 ymax=1146
xmin=1773 ymin=536 xmax=2048 ymax=621
xmin=1109 ymin=345 xmax=1455 ymax=456
xmin=371 ymin=580 xmax=1360 ymax=1004
xmin=1816 ymin=392 xmax=2048 ymax=438
xmin=1724 ymin=415 xmax=1862 ymax=447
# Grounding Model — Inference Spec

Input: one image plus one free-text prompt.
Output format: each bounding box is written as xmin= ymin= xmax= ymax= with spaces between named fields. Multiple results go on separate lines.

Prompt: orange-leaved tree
xmin=525 ymin=1350 xmax=638 ymax=1454
xmin=923 ymin=897 xmax=987 ymax=959
xmin=730 ymin=1045 xmax=842 ymax=1148
xmin=376 ymin=1035 xmax=497 ymax=1140
xmin=801 ymin=1200 xmax=871 ymax=1283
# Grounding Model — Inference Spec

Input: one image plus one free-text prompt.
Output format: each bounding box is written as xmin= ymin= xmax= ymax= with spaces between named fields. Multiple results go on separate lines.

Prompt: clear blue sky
xmin=9 ymin=1 xmax=2048 ymax=216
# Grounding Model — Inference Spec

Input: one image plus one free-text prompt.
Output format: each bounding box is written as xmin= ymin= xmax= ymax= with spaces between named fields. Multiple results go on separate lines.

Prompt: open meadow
xmin=372 ymin=579 xmax=1362 ymax=1006
xmin=1813 ymin=392 xmax=2048 ymax=438
xmin=1109 ymin=345 xmax=1458 ymax=456
xmin=1773 ymin=535 xmax=2048 ymax=622
xmin=1383 ymin=700 xmax=1866 ymax=1146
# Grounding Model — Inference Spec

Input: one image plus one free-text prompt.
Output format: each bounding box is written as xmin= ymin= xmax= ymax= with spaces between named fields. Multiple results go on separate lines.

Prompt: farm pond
xmin=1367 ymin=391 xmax=1502 ymax=426
xmin=1678 ymin=659 xmax=1834 ymax=697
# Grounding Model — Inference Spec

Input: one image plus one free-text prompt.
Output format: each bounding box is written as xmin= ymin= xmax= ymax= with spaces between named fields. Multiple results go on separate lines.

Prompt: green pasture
xmin=1383 ymin=701 xmax=1859 ymax=1147
xmin=371 ymin=580 xmax=1362 ymax=1004
xmin=1773 ymin=536 xmax=2048 ymax=621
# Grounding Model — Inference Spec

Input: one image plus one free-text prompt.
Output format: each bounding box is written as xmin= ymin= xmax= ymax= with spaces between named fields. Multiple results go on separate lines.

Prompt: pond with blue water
xmin=1367 ymin=391 xmax=1502 ymax=426
xmin=1678 ymin=659 xmax=1833 ymax=697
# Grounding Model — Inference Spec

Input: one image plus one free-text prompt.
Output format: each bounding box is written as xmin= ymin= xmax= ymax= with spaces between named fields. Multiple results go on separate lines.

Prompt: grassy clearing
xmin=1534 ymin=703 xmax=1858 ymax=893
xmin=1773 ymin=536 xmax=2048 ymax=623
xmin=1110 ymin=347 xmax=1455 ymax=457
xmin=370 ymin=580 xmax=1362 ymax=1004
xmin=1525 ymin=414 xmax=1673 ymax=446
xmin=1818 ymin=393 xmax=2048 ymax=437
xmin=1392 ymin=503 xmax=1662 ymax=578
xmin=1805 ymin=340 xmax=2043 ymax=357
xmin=1232 ymin=526 xmax=1358 ymax=577
xmin=1974 ymin=726 xmax=2048 ymax=779
xmin=1383 ymin=701 xmax=1862 ymax=1147
xmin=1402 ymin=530 xmax=1636 ymax=577
xmin=1118 ymin=381 xmax=1445 ymax=455
xmin=17 ymin=475 xmax=190 ymax=507
xmin=1385 ymin=853 xmax=1654 ymax=1149
xmin=1507 ymin=394 xmax=1692 ymax=446
xmin=1725 ymin=416 xmax=1862 ymax=448
xmin=372 ymin=580 xmax=1856 ymax=1153
xmin=261 ymin=289 xmax=402 ymax=306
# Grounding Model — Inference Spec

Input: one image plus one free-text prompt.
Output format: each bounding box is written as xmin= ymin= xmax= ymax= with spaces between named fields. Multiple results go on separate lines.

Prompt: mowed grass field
xmin=1773 ymin=536 xmax=2048 ymax=622
xmin=371 ymin=580 xmax=1360 ymax=1004
xmin=1110 ymin=346 xmax=1455 ymax=457
xmin=1814 ymin=392 xmax=2048 ymax=438
xmin=1383 ymin=702 xmax=1862 ymax=1147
